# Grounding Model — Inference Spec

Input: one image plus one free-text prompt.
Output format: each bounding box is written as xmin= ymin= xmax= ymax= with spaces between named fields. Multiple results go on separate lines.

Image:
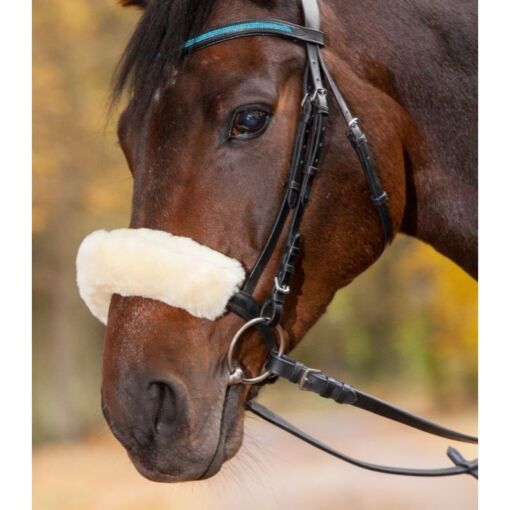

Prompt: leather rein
xmin=183 ymin=0 xmax=478 ymax=479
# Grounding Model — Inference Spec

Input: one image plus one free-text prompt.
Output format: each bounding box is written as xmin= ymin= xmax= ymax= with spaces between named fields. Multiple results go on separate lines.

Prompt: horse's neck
xmin=326 ymin=0 xmax=478 ymax=278
xmin=400 ymin=143 xmax=478 ymax=279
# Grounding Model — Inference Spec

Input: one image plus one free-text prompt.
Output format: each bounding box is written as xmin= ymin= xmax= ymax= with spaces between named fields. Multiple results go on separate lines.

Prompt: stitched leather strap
xmin=241 ymin=96 xmax=313 ymax=294
xmin=182 ymin=19 xmax=324 ymax=51
xmin=266 ymin=353 xmax=478 ymax=444
xmin=317 ymin=52 xmax=393 ymax=246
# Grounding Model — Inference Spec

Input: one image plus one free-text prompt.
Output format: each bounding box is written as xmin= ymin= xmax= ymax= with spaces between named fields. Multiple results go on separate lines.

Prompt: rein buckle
xmin=298 ymin=367 xmax=321 ymax=390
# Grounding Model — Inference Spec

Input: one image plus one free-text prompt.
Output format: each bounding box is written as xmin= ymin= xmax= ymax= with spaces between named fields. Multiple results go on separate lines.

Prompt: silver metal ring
xmin=227 ymin=317 xmax=285 ymax=385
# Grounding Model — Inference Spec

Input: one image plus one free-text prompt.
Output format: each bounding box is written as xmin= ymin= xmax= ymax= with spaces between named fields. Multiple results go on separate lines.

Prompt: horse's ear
xmin=119 ymin=0 xmax=148 ymax=8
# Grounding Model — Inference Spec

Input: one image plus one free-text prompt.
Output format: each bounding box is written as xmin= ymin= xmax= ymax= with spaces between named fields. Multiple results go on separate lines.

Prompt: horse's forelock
xmin=112 ymin=0 xmax=218 ymax=118
xmin=112 ymin=0 xmax=294 ymax=119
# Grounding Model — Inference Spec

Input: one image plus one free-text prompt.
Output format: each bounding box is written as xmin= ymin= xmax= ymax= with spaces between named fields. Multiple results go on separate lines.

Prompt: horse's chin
xmin=128 ymin=454 xmax=201 ymax=483
xmin=124 ymin=385 xmax=245 ymax=483
xmin=127 ymin=450 xmax=229 ymax=483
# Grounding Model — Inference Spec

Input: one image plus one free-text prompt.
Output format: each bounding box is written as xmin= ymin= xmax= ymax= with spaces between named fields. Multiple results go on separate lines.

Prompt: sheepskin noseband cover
xmin=76 ymin=228 xmax=245 ymax=324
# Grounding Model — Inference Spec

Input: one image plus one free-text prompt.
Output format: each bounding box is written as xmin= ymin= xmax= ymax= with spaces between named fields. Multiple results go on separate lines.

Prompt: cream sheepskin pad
xmin=76 ymin=228 xmax=245 ymax=324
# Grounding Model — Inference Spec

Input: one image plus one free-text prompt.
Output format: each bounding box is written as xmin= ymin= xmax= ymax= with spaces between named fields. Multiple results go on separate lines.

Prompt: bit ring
xmin=227 ymin=317 xmax=285 ymax=385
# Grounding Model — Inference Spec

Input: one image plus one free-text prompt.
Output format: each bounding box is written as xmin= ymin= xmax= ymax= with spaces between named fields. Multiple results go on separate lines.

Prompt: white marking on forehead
xmin=168 ymin=68 xmax=179 ymax=86
xmin=199 ymin=54 xmax=222 ymax=65
xmin=153 ymin=68 xmax=179 ymax=103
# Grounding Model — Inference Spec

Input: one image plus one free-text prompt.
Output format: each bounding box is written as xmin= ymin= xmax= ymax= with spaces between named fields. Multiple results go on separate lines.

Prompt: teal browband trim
xmin=182 ymin=19 xmax=325 ymax=51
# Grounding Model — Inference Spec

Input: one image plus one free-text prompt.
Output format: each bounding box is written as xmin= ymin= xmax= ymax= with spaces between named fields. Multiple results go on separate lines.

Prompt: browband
xmin=182 ymin=19 xmax=325 ymax=51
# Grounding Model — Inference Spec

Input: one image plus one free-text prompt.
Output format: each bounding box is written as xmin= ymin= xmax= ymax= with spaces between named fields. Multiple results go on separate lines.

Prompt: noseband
xmin=184 ymin=0 xmax=478 ymax=480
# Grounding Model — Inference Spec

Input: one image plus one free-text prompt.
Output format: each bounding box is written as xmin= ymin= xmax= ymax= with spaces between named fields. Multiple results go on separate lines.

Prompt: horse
xmin=94 ymin=0 xmax=476 ymax=482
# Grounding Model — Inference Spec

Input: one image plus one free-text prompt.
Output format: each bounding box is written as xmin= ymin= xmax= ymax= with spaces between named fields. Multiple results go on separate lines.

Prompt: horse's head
xmin=99 ymin=0 xmax=406 ymax=482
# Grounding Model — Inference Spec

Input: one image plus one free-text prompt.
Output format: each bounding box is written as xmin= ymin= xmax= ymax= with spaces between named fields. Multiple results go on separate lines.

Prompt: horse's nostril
xmin=150 ymin=381 xmax=179 ymax=434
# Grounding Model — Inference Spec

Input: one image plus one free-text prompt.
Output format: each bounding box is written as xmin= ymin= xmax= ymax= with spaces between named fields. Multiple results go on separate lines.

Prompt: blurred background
xmin=33 ymin=1 xmax=478 ymax=508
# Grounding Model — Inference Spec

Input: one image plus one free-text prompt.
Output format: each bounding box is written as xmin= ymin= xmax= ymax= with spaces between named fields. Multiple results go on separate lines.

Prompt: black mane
xmin=112 ymin=0 xmax=218 ymax=117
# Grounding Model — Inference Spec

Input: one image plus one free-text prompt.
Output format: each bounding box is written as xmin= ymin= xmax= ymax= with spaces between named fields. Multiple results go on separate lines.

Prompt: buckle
xmin=310 ymin=87 xmax=328 ymax=112
xmin=301 ymin=91 xmax=312 ymax=108
xmin=309 ymin=87 xmax=326 ymax=102
xmin=298 ymin=367 xmax=321 ymax=390
xmin=347 ymin=117 xmax=360 ymax=138
xmin=348 ymin=117 xmax=359 ymax=129
xmin=371 ymin=191 xmax=389 ymax=207
xmin=274 ymin=277 xmax=290 ymax=295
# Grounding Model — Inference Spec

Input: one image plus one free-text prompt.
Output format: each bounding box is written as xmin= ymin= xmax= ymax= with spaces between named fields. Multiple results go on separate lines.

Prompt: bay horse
xmin=97 ymin=0 xmax=477 ymax=482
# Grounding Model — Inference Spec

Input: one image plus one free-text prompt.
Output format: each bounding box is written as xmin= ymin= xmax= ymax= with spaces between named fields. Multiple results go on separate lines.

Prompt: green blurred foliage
xmin=33 ymin=0 xmax=477 ymax=443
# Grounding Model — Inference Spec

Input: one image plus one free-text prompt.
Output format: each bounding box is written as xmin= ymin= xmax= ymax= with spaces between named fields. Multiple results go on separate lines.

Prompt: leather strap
xmin=227 ymin=290 xmax=262 ymax=322
xmin=317 ymin=52 xmax=393 ymax=246
xmin=182 ymin=19 xmax=325 ymax=51
xmin=263 ymin=94 xmax=328 ymax=326
xmin=248 ymin=401 xmax=478 ymax=478
xmin=302 ymin=0 xmax=327 ymax=105
xmin=266 ymin=353 xmax=478 ymax=444
xmin=447 ymin=447 xmax=478 ymax=479
xmin=302 ymin=0 xmax=321 ymax=30
xmin=241 ymin=96 xmax=313 ymax=294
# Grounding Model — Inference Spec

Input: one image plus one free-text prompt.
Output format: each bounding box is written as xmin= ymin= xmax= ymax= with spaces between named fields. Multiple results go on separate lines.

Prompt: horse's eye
xmin=230 ymin=109 xmax=271 ymax=139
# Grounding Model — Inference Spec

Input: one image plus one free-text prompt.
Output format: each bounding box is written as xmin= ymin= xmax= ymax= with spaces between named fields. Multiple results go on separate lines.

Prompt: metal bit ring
xmin=227 ymin=317 xmax=285 ymax=385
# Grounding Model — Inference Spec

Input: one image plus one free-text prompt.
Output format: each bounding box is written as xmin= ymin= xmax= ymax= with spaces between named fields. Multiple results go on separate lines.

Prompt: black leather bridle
xmin=184 ymin=0 xmax=478 ymax=479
